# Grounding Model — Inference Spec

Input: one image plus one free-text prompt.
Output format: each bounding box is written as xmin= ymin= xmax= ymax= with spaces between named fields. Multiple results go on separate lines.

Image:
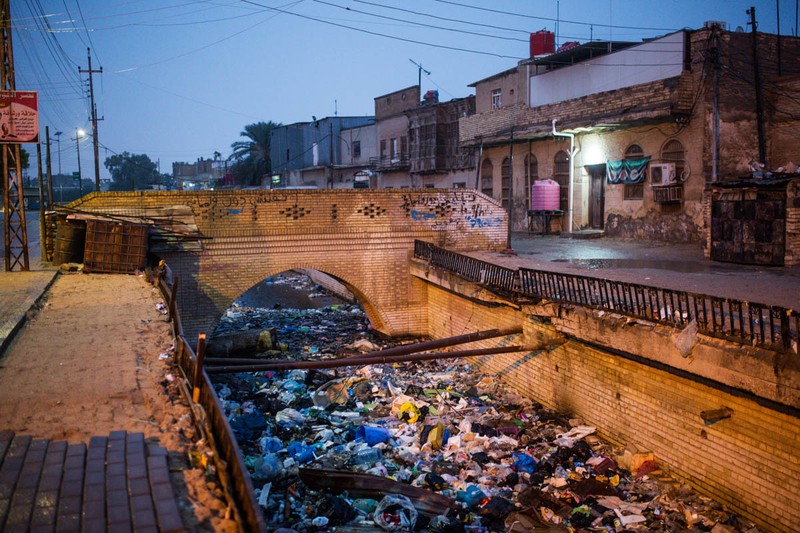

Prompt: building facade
xmin=406 ymin=95 xmax=476 ymax=189
xmin=460 ymin=27 xmax=800 ymax=242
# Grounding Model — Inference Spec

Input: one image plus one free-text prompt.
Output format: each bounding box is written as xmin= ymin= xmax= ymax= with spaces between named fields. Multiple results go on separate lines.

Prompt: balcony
xmin=652 ymin=184 xmax=683 ymax=203
xmin=369 ymin=155 xmax=410 ymax=172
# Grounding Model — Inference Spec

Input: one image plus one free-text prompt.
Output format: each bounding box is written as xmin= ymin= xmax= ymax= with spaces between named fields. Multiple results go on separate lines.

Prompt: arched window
xmin=480 ymin=159 xmax=493 ymax=197
xmin=501 ymin=157 xmax=512 ymax=208
xmin=554 ymin=150 xmax=570 ymax=210
xmin=525 ymin=154 xmax=538 ymax=209
xmin=625 ymin=144 xmax=644 ymax=159
xmin=624 ymin=144 xmax=645 ymax=200
xmin=661 ymin=139 xmax=686 ymax=179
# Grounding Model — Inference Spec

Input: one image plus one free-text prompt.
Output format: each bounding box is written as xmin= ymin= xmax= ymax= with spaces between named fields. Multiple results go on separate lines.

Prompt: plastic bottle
xmin=351 ymin=447 xmax=382 ymax=466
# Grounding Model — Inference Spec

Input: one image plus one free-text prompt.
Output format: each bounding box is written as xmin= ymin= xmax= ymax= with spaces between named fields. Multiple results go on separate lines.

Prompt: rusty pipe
xmin=204 ymin=344 xmax=538 ymax=374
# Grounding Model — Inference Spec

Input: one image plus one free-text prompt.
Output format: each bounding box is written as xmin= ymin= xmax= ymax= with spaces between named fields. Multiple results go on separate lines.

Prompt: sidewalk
xmin=483 ymin=233 xmax=800 ymax=311
xmin=0 ymin=214 xmax=58 ymax=355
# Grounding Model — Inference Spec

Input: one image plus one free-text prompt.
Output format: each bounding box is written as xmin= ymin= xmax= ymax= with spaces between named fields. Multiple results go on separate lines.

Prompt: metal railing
xmin=414 ymin=240 xmax=518 ymax=293
xmin=414 ymin=240 xmax=799 ymax=355
xmin=153 ymin=267 xmax=267 ymax=533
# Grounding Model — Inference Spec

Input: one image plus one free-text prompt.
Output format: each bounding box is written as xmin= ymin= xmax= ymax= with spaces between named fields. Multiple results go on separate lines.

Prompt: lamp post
xmin=73 ymin=129 xmax=86 ymax=198
xmin=54 ymin=130 xmax=63 ymax=202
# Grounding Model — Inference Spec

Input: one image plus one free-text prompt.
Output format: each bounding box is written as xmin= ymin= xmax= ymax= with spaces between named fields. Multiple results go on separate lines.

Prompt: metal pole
xmin=747 ymin=7 xmax=767 ymax=166
xmin=205 ymin=344 xmax=537 ymax=374
xmin=75 ymin=131 xmax=83 ymax=197
xmin=80 ymin=48 xmax=103 ymax=192
xmin=54 ymin=131 xmax=62 ymax=202
xmin=37 ymin=141 xmax=44 ymax=262
xmin=45 ymin=126 xmax=53 ymax=208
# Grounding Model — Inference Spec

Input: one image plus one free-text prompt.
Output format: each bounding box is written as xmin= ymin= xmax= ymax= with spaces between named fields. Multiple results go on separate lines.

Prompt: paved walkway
xmin=0 ymin=430 xmax=184 ymax=533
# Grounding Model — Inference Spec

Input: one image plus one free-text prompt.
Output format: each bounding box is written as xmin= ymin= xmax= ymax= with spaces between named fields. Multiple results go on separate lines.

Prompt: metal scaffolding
xmin=1 ymin=0 xmax=29 ymax=271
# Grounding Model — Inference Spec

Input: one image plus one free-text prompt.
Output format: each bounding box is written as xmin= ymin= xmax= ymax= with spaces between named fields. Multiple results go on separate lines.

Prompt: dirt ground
xmin=0 ymin=271 xmax=237 ymax=532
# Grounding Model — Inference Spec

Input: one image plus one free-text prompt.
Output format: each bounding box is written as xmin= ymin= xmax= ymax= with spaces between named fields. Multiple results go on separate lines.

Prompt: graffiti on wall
xmin=401 ymin=191 xmax=491 ymax=223
xmin=186 ymin=191 xmax=290 ymax=221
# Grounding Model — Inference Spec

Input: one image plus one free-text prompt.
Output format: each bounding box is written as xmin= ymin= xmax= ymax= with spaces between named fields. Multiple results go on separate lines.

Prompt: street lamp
xmin=54 ymin=130 xmax=63 ymax=202
xmin=73 ymin=129 xmax=86 ymax=198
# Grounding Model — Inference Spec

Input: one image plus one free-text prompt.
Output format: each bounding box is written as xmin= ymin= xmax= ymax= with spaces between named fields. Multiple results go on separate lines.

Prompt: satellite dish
xmin=735 ymin=26 xmax=745 ymax=32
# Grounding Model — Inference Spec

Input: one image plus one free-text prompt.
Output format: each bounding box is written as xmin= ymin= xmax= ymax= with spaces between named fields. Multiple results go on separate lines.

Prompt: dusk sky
xmin=13 ymin=0 xmax=798 ymax=180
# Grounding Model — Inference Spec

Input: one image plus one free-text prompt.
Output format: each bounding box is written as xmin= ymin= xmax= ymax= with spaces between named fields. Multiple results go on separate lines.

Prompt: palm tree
xmin=229 ymin=121 xmax=280 ymax=187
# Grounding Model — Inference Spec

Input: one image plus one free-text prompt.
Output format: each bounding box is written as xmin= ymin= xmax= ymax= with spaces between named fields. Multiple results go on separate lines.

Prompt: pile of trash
xmin=210 ymin=282 xmax=757 ymax=532
xmin=214 ymin=362 xmax=755 ymax=532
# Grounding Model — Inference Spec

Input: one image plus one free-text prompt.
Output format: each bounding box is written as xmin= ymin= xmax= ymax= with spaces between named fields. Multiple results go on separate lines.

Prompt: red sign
xmin=0 ymin=91 xmax=39 ymax=143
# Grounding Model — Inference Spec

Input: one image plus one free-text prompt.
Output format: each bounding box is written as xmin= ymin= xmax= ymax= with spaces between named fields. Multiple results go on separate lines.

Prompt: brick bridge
xmin=67 ymin=189 xmax=508 ymax=340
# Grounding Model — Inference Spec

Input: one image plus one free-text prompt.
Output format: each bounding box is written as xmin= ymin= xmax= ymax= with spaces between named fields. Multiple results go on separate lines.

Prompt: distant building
xmin=270 ymin=116 xmax=376 ymax=188
xmin=173 ymin=157 xmax=225 ymax=190
xmin=372 ymin=86 xmax=418 ymax=188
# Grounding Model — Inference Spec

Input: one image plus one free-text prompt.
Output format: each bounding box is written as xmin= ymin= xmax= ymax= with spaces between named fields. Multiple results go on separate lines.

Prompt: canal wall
xmin=413 ymin=260 xmax=800 ymax=533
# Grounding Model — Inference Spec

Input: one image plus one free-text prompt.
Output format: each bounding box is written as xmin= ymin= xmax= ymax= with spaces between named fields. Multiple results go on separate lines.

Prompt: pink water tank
xmin=531 ymin=179 xmax=561 ymax=211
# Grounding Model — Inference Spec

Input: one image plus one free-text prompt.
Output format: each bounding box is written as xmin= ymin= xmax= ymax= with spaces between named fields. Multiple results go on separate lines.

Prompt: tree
xmin=229 ymin=121 xmax=280 ymax=187
xmin=104 ymin=152 xmax=161 ymax=191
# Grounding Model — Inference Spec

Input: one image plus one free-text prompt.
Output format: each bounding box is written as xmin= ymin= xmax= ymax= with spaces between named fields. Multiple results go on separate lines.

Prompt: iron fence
xmin=414 ymin=240 xmax=799 ymax=355
xmin=414 ymin=240 xmax=518 ymax=293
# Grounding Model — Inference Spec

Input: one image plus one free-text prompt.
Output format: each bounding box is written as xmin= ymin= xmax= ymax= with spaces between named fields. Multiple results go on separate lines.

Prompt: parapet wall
xmin=416 ymin=263 xmax=800 ymax=533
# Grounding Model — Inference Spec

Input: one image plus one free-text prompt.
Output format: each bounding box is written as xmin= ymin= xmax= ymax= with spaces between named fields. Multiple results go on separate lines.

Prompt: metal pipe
xmin=205 ymin=326 xmax=523 ymax=366
xmin=205 ymin=344 xmax=538 ymax=374
xmin=552 ymin=119 xmax=576 ymax=234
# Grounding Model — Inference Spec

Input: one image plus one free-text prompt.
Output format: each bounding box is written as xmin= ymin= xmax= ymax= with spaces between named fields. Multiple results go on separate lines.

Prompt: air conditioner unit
xmin=650 ymin=163 xmax=677 ymax=185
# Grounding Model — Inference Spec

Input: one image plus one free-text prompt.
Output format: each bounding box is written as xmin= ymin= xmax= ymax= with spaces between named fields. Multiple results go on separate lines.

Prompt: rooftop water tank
xmin=530 ymin=30 xmax=555 ymax=57
xmin=531 ymin=179 xmax=561 ymax=211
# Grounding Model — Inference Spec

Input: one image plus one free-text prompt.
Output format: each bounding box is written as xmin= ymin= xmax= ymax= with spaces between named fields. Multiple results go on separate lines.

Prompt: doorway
xmin=585 ymin=164 xmax=606 ymax=229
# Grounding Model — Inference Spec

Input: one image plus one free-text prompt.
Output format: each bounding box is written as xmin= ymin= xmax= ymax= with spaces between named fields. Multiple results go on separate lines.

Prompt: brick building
xmin=460 ymin=26 xmax=800 ymax=242
xmin=406 ymin=94 xmax=477 ymax=189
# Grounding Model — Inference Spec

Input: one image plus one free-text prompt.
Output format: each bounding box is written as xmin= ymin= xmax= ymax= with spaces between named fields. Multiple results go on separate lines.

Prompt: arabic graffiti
xmin=401 ymin=191 xmax=489 ymax=222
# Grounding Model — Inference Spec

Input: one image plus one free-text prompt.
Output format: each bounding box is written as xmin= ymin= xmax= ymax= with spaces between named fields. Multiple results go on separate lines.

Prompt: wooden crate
xmin=84 ymin=220 xmax=148 ymax=274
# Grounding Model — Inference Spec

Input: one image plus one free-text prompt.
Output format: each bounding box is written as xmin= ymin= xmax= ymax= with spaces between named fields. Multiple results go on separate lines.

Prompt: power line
xmin=239 ymin=0 xmax=526 ymax=60
xmin=432 ymin=0 xmax=680 ymax=32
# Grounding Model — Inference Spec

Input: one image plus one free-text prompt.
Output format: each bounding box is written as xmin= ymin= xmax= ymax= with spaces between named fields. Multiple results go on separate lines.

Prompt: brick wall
xmin=422 ymin=277 xmax=800 ymax=533
xmin=68 ymin=189 xmax=508 ymax=339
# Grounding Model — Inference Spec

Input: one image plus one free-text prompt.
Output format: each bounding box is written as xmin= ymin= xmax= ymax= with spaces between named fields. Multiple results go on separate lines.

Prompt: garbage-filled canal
xmin=210 ymin=272 xmax=758 ymax=532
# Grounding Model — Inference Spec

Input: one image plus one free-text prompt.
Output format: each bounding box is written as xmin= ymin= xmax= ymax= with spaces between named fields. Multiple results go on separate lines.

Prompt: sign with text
xmin=0 ymin=91 xmax=39 ymax=143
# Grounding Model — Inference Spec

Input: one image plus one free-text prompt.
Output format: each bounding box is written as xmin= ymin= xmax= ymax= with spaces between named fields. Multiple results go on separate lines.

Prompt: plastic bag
xmin=373 ymin=494 xmax=418 ymax=531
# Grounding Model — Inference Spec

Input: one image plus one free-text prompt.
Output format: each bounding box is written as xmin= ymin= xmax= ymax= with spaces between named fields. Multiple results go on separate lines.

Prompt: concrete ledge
xmin=0 ymin=270 xmax=59 ymax=357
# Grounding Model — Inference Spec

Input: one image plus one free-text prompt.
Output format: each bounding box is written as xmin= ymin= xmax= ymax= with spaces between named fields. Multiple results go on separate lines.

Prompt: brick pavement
xmin=0 ymin=430 xmax=184 ymax=533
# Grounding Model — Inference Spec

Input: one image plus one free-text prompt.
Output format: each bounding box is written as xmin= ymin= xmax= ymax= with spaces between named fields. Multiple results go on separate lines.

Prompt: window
xmin=453 ymin=182 xmax=466 ymax=188
xmin=491 ymin=89 xmax=502 ymax=110
xmin=624 ymin=144 xmax=644 ymax=200
xmin=401 ymin=136 xmax=408 ymax=160
xmin=554 ymin=150 xmax=570 ymax=210
xmin=424 ymin=183 xmax=435 ymax=188
xmin=525 ymin=154 xmax=538 ymax=209
xmin=501 ymin=157 xmax=512 ymax=208
xmin=380 ymin=139 xmax=387 ymax=159
xmin=352 ymin=141 xmax=361 ymax=158
xmin=481 ymin=159 xmax=493 ymax=197
xmin=390 ymin=138 xmax=398 ymax=160
xmin=661 ymin=139 xmax=686 ymax=180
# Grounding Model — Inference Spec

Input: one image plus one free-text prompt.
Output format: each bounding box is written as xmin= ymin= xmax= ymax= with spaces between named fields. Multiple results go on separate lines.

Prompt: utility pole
xmin=79 ymin=48 xmax=102 ymax=192
xmin=409 ymin=59 xmax=430 ymax=93
xmin=747 ymin=7 xmax=767 ymax=166
xmin=45 ymin=126 xmax=53 ymax=208
xmin=710 ymin=24 xmax=721 ymax=182
xmin=54 ymin=130 xmax=62 ymax=202
xmin=1 ymin=0 xmax=29 ymax=271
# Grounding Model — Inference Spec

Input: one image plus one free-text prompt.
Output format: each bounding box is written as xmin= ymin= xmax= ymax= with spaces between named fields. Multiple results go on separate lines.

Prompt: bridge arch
xmin=63 ymin=189 xmax=508 ymax=341
xmin=216 ymin=264 xmax=392 ymax=336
